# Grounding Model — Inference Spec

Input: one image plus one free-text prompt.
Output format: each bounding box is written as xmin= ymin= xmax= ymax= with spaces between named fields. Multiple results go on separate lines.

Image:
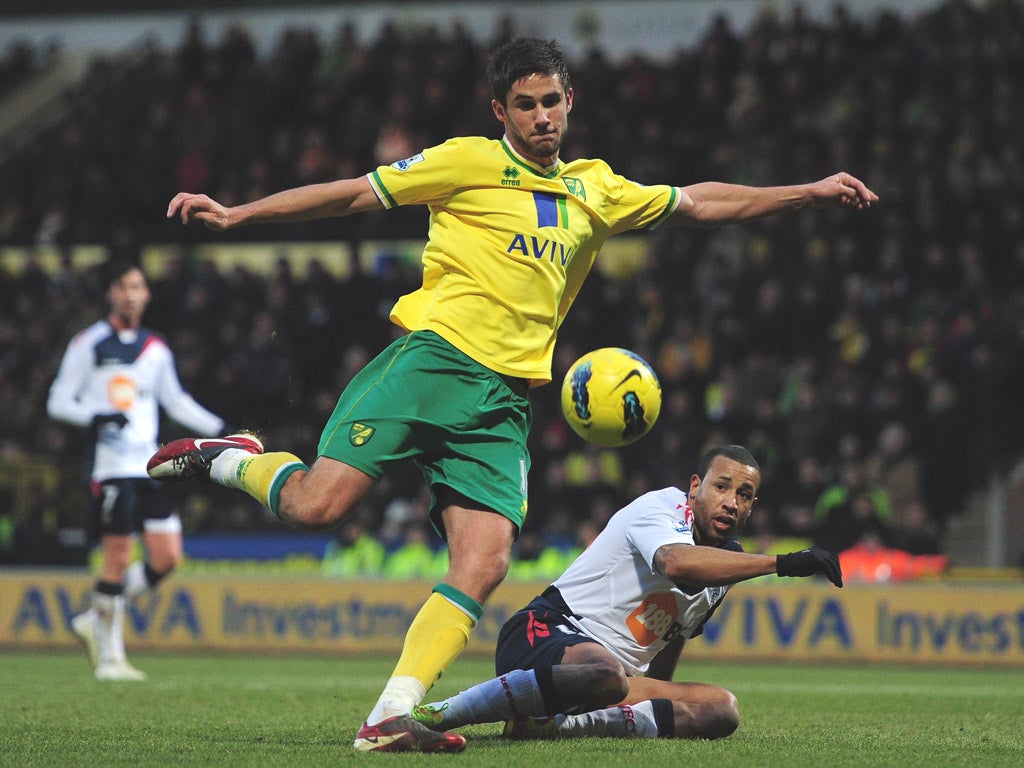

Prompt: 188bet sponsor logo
xmin=626 ymin=593 xmax=683 ymax=646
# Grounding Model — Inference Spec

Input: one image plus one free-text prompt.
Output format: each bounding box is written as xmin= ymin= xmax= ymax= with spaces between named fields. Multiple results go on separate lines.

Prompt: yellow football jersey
xmin=368 ymin=136 xmax=679 ymax=386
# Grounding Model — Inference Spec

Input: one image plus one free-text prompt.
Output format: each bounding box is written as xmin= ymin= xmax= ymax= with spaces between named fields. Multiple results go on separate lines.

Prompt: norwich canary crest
xmin=349 ymin=423 xmax=375 ymax=446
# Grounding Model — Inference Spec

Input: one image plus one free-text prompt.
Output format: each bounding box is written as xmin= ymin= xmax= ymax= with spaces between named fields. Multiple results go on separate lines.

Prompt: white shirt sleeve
xmin=625 ymin=495 xmax=695 ymax=575
xmin=47 ymin=333 xmax=98 ymax=427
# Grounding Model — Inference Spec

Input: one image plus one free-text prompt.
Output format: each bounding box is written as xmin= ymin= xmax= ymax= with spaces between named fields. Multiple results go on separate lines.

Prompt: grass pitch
xmin=1 ymin=651 xmax=1021 ymax=767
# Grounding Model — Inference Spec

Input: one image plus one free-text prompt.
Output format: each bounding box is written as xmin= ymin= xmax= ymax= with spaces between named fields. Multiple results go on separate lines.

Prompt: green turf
xmin=1 ymin=651 xmax=1021 ymax=767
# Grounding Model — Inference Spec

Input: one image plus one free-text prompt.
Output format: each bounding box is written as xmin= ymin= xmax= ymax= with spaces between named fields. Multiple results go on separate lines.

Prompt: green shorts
xmin=318 ymin=331 xmax=532 ymax=537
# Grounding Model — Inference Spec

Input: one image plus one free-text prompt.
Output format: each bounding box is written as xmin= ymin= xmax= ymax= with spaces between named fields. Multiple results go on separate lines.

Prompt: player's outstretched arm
xmin=655 ymin=542 xmax=843 ymax=588
xmin=167 ymin=176 xmax=383 ymax=230
xmin=671 ymin=172 xmax=878 ymax=227
xmin=655 ymin=543 xmax=778 ymax=587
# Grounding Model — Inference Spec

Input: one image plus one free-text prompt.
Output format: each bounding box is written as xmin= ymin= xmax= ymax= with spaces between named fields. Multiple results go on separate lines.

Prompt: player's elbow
xmin=45 ymin=398 xmax=71 ymax=425
xmin=669 ymin=191 xmax=723 ymax=230
xmin=677 ymin=205 xmax=723 ymax=229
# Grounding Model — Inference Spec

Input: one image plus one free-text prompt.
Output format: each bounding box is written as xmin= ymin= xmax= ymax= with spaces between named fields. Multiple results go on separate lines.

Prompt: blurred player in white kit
xmin=48 ymin=258 xmax=235 ymax=680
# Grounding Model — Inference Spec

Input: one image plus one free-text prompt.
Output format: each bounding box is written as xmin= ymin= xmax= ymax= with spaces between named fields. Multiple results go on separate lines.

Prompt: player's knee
xmin=586 ymin=660 xmax=630 ymax=705
xmin=103 ymin=550 xmax=133 ymax=573
xmin=481 ymin=549 xmax=511 ymax=587
xmin=691 ymin=690 xmax=740 ymax=739
xmin=447 ymin=550 xmax=509 ymax=597
xmin=148 ymin=550 xmax=181 ymax=574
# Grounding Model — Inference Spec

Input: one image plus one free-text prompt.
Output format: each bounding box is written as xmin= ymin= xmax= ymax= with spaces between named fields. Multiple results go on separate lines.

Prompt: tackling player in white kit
xmin=413 ymin=445 xmax=843 ymax=740
xmin=47 ymin=259 xmax=254 ymax=680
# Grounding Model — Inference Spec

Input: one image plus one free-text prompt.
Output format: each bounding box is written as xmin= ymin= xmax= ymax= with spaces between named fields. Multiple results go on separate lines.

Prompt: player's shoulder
xmin=557 ymin=156 xmax=635 ymax=204
xmin=419 ymin=135 xmax=501 ymax=160
xmin=638 ymin=486 xmax=689 ymax=508
xmin=377 ymin=136 xmax=498 ymax=178
xmin=442 ymin=135 xmax=498 ymax=151
xmin=70 ymin=319 xmax=113 ymax=347
xmin=559 ymin=155 xmax=620 ymax=183
xmin=138 ymin=327 xmax=170 ymax=353
xmin=561 ymin=154 xmax=615 ymax=173
xmin=617 ymin=487 xmax=689 ymax=520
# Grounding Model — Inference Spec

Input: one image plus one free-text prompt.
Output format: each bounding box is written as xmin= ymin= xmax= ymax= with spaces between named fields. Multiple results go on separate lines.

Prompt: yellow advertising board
xmin=2 ymin=570 xmax=1022 ymax=666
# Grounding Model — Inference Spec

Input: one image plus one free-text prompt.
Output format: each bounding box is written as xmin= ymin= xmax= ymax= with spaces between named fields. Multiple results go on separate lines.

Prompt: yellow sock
xmin=391 ymin=589 xmax=479 ymax=692
xmin=368 ymin=588 xmax=480 ymax=722
xmin=219 ymin=451 xmax=306 ymax=517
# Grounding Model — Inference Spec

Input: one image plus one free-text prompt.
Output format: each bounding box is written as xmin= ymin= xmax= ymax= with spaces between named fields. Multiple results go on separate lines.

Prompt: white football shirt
xmin=48 ymin=320 xmax=224 ymax=481
xmin=551 ymin=487 xmax=733 ymax=675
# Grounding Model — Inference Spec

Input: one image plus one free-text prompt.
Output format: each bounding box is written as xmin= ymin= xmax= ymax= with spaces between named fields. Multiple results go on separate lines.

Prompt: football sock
xmin=366 ymin=587 xmax=481 ymax=724
xmin=96 ymin=580 xmax=123 ymax=597
xmin=122 ymin=562 xmax=147 ymax=599
xmin=92 ymin=591 xmax=127 ymax=665
xmin=650 ymin=698 xmax=676 ymax=737
xmin=145 ymin=562 xmax=169 ymax=588
xmin=559 ymin=700 xmax=660 ymax=738
xmin=123 ymin=561 xmax=170 ymax=600
xmin=424 ymin=667 xmax=556 ymax=728
xmin=210 ymin=450 xmax=307 ymax=517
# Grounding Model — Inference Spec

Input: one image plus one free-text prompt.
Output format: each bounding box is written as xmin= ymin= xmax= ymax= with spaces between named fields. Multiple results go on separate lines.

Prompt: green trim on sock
xmin=432 ymin=583 xmax=483 ymax=621
xmin=267 ymin=462 xmax=307 ymax=519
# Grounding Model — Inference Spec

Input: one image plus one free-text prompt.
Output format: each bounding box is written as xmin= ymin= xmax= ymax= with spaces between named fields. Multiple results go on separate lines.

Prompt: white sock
xmin=93 ymin=592 xmax=127 ymax=665
xmin=209 ymin=448 xmax=253 ymax=487
xmin=560 ymin=701 xmax=659 ymax=738
xmin=366 ymin=676 xmax=427 ymax=725
xmin=123 ymin=561 xmax=149 ymax=600
xmin=425 ymin=669 xmax=546 ymax=728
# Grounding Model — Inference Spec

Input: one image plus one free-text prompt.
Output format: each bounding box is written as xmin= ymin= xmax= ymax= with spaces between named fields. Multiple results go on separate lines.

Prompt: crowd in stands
xmin=3 ymin=1 xmax=1024 ymax=578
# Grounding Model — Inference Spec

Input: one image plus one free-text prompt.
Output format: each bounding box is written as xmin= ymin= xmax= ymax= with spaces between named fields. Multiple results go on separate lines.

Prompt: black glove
xmin=92 ymin=412 xmax=128 ymax=430
xmin=776 ymin=547 xmax=843 ymax=588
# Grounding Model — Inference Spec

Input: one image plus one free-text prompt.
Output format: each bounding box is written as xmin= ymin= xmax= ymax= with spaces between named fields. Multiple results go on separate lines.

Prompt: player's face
xmin=492 ymin=73 xmax=573 ymax=166
xmin=106 ymin=268 xmax=151 ymax=328
xmin=688 ymin=456 xmax=760 ymax=547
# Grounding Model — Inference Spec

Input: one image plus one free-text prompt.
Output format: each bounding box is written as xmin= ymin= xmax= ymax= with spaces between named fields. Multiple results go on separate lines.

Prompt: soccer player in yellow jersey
xmin=153 ymin=38 xmax=878 ymax=753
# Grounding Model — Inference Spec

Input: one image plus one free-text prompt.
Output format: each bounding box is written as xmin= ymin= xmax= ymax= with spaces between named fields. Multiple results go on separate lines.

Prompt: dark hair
xmin=486 ymin=37 xmax=572 ymax=103
xmin=98 ymin=257 xmax=142 ymax=289
xmin=697 ymin=445 xmax=760 ymax=478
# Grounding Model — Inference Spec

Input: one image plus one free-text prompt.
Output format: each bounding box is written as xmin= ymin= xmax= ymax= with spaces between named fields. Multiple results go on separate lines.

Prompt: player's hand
xmin=92 ymin=412 xmax=128 ymax=430
xmin=167 ymin=192 xmax=232 ymax=230
xmin=776 ymin=547 xmax=843 ymax=587
xmin=810 ymin=172 xmax=878 ymax=211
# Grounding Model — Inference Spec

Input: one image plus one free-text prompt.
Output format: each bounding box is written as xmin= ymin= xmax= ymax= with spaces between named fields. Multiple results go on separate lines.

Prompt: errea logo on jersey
xmin=392 ymin=154 xmax=425 ymax=171
xmin=501 ymin=166 xmax=521 ymax=187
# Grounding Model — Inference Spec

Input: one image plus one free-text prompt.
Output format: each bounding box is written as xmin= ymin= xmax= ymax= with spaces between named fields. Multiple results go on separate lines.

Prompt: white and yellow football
xmin=560 ymin=347 xmax=662 ymax=447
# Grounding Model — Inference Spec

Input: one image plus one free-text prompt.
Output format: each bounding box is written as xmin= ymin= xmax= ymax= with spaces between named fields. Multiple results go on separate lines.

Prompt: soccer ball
xmin=560 ymin=347 xmax=662 ymax=447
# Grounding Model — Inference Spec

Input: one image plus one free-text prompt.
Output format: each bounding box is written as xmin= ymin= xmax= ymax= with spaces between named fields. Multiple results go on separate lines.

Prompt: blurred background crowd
xmin=2 ymin=0 xmax=1024 ymax=579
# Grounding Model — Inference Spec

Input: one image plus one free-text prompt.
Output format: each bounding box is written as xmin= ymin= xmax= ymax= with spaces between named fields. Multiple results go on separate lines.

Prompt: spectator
xmin=4 ymin=4 xmax=1024 ymax=572
xmin=322 ymin=517 xmax=386 ymax=578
